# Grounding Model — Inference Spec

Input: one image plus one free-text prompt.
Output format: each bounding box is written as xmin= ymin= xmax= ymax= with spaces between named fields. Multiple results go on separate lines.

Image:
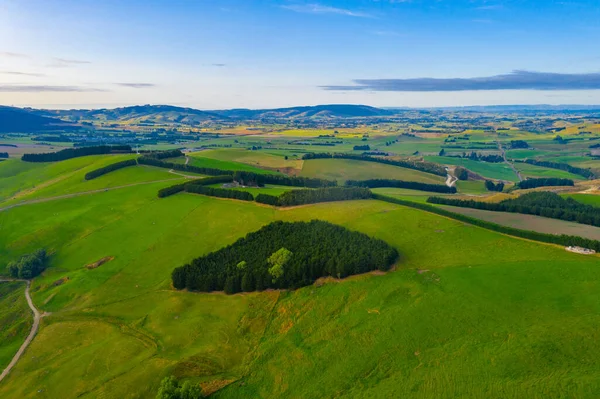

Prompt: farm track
xmin=445 ymin=173 xmax=458 ymax=187
xmin=0 ymin=178 xmax=183 ymax=213
xmin=0 ymin=280 xmax=42 ymax=384
xmin=496 ymin=139 xmax=523 ymax=182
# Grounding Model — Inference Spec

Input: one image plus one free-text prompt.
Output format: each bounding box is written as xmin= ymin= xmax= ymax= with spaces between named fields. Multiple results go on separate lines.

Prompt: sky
xmin=1 ymin=0 xmax=599 ymax=109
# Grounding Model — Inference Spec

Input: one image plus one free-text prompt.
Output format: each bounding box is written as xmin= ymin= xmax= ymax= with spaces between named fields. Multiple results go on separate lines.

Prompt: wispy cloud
xmin=474 ymin=4 xmax=503 ymax=10
xmin=0 ymin=71 xmax=46 ymax=77
xmin=0 ymin=85 xmax=105 ymax=92
xmin=47 ymin=57 xmax=91 ymax=68
xmin=281 ymin=3 xmax=373 ymax=18
xmin=0 ymin=51 xmax=29 ymax=58
xmin=322 ymin=70 xmax=600 ymax=91
xmin=211 ymin=63 xmax=226 ymax=67
xmin=116 ymin=83 xmax=156 ymax=89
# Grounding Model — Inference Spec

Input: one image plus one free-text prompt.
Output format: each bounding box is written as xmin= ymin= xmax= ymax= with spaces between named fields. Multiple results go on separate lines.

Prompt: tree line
xmin=373 ymin=193 xmax=600 ymax=252
xmin=8 ymin=249 xmax=48 ymax=279
xmin=301 ymin=152 xmax=447 ymax=176
xmin=84 ymin=159 xmax=137 ymax=180
xmin=144 ymin=149 xmax=184 ymax=159
xmin=172 ymin=220 xmax=398 ymax=294
xmin=427 ymin=191 xmax=600 ymax=228
xmin=345 ymin=179 xmax=456 ymax=193
xmin=517 ymin=178 xmax=574 ymax=189
xmin=140 ymin=155 xmax=336 ymax=188
xmin=233 ymin=171 xmax=335 ymax=188
xmin=22 ymin=145 xmax=132 ymax=162
xmin=158 ymin=175 xmax=234 ymax=198
xmin=185 ymin=185 xmax=254 ymax=201
xmin=156 ymin=376 xmax=203 ymax=399
xmin=0 ymin=152 xmax=8 ymax=158
xmin=514 ymin=159 xmax=595 ymax=179
xmin=485 ymin=180 xmax=505 ymax=192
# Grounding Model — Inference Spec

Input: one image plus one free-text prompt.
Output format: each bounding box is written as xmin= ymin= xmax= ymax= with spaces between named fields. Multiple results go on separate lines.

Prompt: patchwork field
xmin=196 ymin=149 xmax=303 ymax=173
xmin=300 ymin=158 xmax=445 ymax=184
xmin=425 ymin=156 xmax=520 ymax=182
xmin=1 ymin=143 xmax=600 ymax=399
xmin=442 ymin=205 xmax=600 ymax=241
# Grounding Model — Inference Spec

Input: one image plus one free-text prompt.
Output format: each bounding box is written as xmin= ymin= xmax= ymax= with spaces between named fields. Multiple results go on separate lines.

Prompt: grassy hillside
xmin=0 ymin=155 xmax=177 ymax=207
xmin=1 ymin=181 xmax=600 ymax=398
xmin=197 ymin=149 xmax=303 ymax=173
xmin=180 ymin=153 xmax=277 ymax=174
xmin=0 ymin=281 xmax=32 ymax=372
xmin=425 ymin=156 xmax=519 ymax=182
xmin=300 ymin=158 xmax=445 ymax=184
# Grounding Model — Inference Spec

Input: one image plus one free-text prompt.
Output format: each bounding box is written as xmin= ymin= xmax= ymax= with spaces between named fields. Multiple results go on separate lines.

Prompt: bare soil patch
xmin=86 ymin=256 xmax=114 ymax=270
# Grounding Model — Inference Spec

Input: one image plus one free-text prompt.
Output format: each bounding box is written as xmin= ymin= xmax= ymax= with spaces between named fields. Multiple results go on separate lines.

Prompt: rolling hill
xmin=0 ymin=107 xmax=75 ymax=133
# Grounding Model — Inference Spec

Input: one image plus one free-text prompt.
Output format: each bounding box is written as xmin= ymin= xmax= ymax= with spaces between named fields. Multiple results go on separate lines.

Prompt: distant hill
xmin=0 ymin=106 xmax=75 ymax=133
xmin=214 ymin=104 xmax=392 ymax=119
xmin=39 ymin=105 xmax=225 ymax=125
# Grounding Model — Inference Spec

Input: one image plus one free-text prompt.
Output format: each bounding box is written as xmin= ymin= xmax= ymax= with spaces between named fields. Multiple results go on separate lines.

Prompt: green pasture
xmin=2 ymin=153 xmax=600 ymax=398
xmin=300 ymin=158 xmax=445 ymax=184
xmin=0 ymin=281 xmax=32 ymax=371
xmin=183 ymin=153 xmax=277 ymax=174
xmin=425 ymin=156 xmax=519 ymax=182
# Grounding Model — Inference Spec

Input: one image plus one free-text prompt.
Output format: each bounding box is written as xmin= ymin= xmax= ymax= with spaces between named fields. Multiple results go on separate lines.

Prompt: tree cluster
xmin=185 ymin=185 xmax=254 ymax=201
xmin=454 ymin=167 xmax=469 ymax=181
xmin=156 ymin=376 xmax=203 ymax=399
xmin=463 ymin=152 xmax=504 ymax=163
xmin=22 ymin=145 xmax=132 ymax=162
xmin=145 ymin=149 xmax=184 ymax=159
xmin=84 ymin=159 xmax=137 ymax=180
xmin=373 ymin=193 xmax=600 ymax=252
xmin=517 ymin=178 xmax=574 ymax=189
xmin=427 ymin=191 xmax=600 ymax=228
xmin=301 ymin=152 xmax=447 ymax=176
xmin=516 ymin=159 xmax=594 ymax=179
xmin=485 ymin=180 xmax=505 ymax=192
xmin=345 ymin=179 xmax=456 ymax=194
xmin=510 ymin=140 xmax=529 ymax=149
xmin=0 ymin=152 xmax=8 ymax=158
xmin=172 ymin=220 xmax=399 ymax=294
xmin=353 ymin=145 xmax=370 ymax=151
xmin=8 ymin=249 xmax=48 ymax=279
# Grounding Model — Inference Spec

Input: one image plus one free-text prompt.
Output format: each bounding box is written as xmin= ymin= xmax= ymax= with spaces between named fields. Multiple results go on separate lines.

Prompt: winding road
xmin=496 ymin=139 xmax=523 ymax=182
xmin=0 ymin=280 xmax=41 ymax=383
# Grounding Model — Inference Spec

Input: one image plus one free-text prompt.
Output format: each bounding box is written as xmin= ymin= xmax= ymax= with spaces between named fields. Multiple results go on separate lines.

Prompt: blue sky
xmin=0 ymin=0 xmax=599 ymax=109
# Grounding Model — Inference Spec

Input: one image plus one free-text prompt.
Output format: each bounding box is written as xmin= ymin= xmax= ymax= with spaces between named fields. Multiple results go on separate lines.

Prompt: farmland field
xmin=1 ymin=173 xmax=600 ymax=397
xmin=425 ymin=156 xmax=520 ymax=182
xmin=441 ymin=205 xmax=600 ymax=240
xmin=195 ymin=149 xmax=303 ymax=172
xmin=300 ymin=158 xmax=445 ymax=184
xmin=180 ymin=153 xmax=277 ymax=174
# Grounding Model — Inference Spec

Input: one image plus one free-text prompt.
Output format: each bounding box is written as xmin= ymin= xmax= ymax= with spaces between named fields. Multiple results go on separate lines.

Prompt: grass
xmin=2 ymin=159 xmax=600 ymax=398
xmin=425 ymin=156 xmax=520 ymax=182
xmin=565 ymin=194 xmax=600 ymax=207
xmin=300 ymin=158 xmax=445 ymax=184
xmin=440 ymin=205 xmax=600 ymax=241
xmin=197 ymin=149 xmax=303 ymax=172
xmin=182 ymin=152 xmax=278 ymax=174
xmin=207 ymin=183 xmax=299 ymax=197
xmin=0 ymin=155 xmax=174 ymax=207
xmin=0 ymin=281 xmax=32 ymax=372
xmin=515 ymin=163 xmax=584 ymax=180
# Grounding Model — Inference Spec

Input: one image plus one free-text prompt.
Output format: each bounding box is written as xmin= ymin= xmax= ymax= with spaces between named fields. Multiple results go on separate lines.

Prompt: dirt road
xmin=0 ymin=280 xmax=41 ymax=383
xmin=0 ymin=178 xmax=182 ymax=213
xmin=445 ymin=174 xmax=458 ymax=187
xmin=496 ymin=140 xmax=523 ymax=182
